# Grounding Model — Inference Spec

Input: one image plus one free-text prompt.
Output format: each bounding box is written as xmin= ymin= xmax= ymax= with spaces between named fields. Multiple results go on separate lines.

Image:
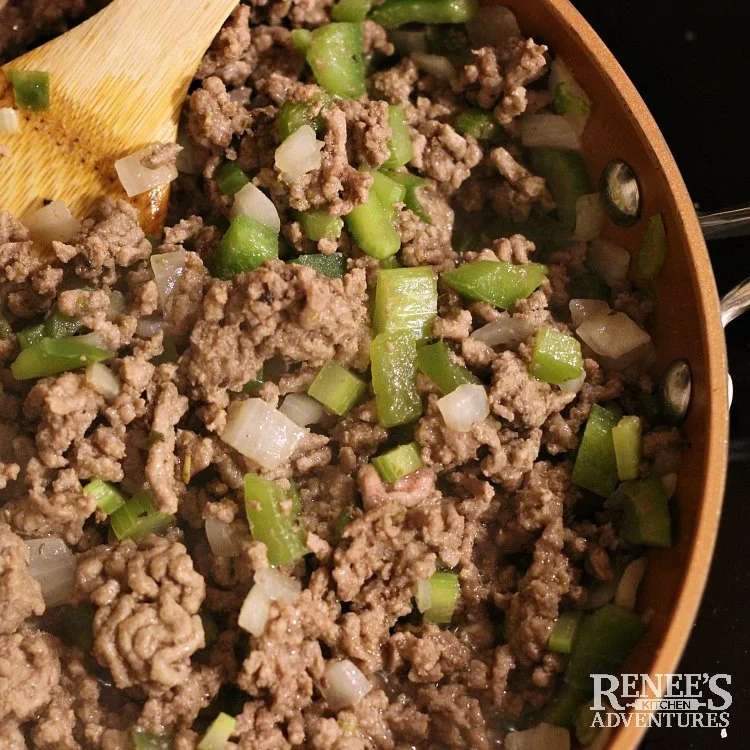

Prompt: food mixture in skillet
xmin=0 ymin=1 xmax=682 ymax=748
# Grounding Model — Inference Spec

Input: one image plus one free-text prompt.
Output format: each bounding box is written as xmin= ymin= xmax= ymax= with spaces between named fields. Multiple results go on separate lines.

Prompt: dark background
xmin=571 ymin=2 xmax=750 ymax=748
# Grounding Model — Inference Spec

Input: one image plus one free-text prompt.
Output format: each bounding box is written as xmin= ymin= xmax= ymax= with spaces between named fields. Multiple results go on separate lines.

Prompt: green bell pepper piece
xmin=549 ymin=610 xmax=583 ymax=654
xmin=423 ymin=571 xmax=460 ymax=624
xmin=572 ymin=404 xmax=620 ymax=497
xmin=215 ymin=161 xmax=250 ymax=197
xmin=530 ymin=147 xmax=592 ymax=228
xmin=454 ymin=108 xmax=498 ymax=141
xmin=370 ymin=0 xmax=478 ymax=28
xmin=619 ymin=477 xmax=671 ymax=547
xmin=332 ymin=0 xmax=372 ymax=21
xmin=277 ymin=100 xmax=325 ymax=140
xmin=612 ymin=415 xmax=642 ymax=481
xmin=297 ymin=209 xmax=344 ymax=241
xmin=291 ymin=29 xmax=312 ymax=53
xmin=529 ymin=325 xmax=584 ymax=385
xmin=383 ymin=105 xmax=413 ymax=168
xmin=17 ymin=322 xmax=45 ymax=350
xmin=636 ymin=214 xmax=667 ymax=280
xmin=373 ymin=266 xmax=437 ymax=339
xmin=210 ymin=215 xmax=279 ymax=279
xmin=308 ymin=361 xmax=368 ymax=415
xmin=110 ymin=492 xmax=175 ymax=541
xmin=554 ymin=81 xmax=591 ymax=117
xmin=371 ymin=331 xmax=422 ymax=427
xmin=44 ymin=308 xmax=83 ymax=339
xmin=372 ymin=442 xmax=422 ymax=483
xmin=0 ymin=313 xmax=12 ymax=340
xmin=7 ymin=69 xmax=50 ymax=110
xmin=345 ymin=179 xmax=401 ymax=259
xmin=131 ymin=731 xmax=174 ymax=750
xmin=11 ymin=337 xmax=111 ymax=380
xmin=380 ymin=169 xmax=431 ymax=223
xmin=82 ymin=478 xmax=127 ymax=515
xmin=291 ymin=252 xmax=347 ymax=278
xmin=306 ymin=23 xmax=366 ymax=99
xmin=416 ymin=339 xmax=479 ymax=393
xmin=541 ymin=684 xmax=589 ymax=728
xmin=371 ymin=170 xmax=407 ymax=208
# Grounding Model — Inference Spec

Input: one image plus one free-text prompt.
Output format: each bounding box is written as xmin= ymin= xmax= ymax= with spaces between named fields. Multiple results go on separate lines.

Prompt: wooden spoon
xmin=0 ymin=0 xmax=238 ymax=232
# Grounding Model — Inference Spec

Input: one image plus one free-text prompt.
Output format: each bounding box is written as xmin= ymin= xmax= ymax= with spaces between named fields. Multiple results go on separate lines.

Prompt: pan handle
xmin=699 ymin=205 xmax=750 ymax=240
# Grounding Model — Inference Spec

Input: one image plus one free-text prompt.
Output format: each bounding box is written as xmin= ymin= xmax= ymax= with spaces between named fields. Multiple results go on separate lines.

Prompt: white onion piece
xmin=466 ymin=6 xmax=521 ymax=47
xmin=136 ymin=317 xmax=166 ymax=338
xmin=437 ymin=384 xmax=489 ymax=433
xmin=228 ymin=86 xmax=252 ymax=106
xmin=238 ymin=582 xmax=271 ymax=637
xmin=569 ymin=298 xmax=611 ymax=328
xmin=519 ymin=114 xmax=581 ymax=151
xmin=26 ymin=537 xmax=76 ymax=608
xmin=115 ymin=146 xmax=178 ymax=197
xmin=559 ymin=371 xmax=586 ymax=394
xmin=587 ymin=238 xmax=631 ymax=286
xmin=470 ymin=317 xmax=535 ymax=348
xmin=256 ymin=568 xmax=301 ymax=604
xmin=661 ymin=472 xmax=678 ymax=499
xmin=615 ymin=557 xmax=648 ymax=610
xmin=414 ymin=579 xmax=431 ymax=613
xmin=0 ymin=107 xmax=20 ymax=134
xmin=275 ymin=125 xmax=323 ymax=183
xmin=321 ymin=660 xmax=373 ymax=710
xmin=577 ymin=312 xmax=652 ymax=362
xmin=205 ymin=517 xmax=244 ymax=557
xmin=230 ymin=182 xmax=281 ymax=232
xmin=73 ymin=331 xmax=111 ymax=350
xmin=151 ymin=250 xmax=187 ymax=306
xmin=23 ymin=201 xmax=81 ymax=244
xmin=389 ymin=28 xmax=427 ymax=55
xmin=279 ymin=392 xmax=325 ymax=427
xmin=411 ymin=53 xmax=456 ymax=80
xmin=106 ymin=290 xmax=126 ymax=320
xmin=506 ymin=723 xmax=571 ymax=750
xmin=221 ymin=398 xmax=306 ymax=470
xmin=85 ymin=362 xmax=121 ymax=399
xmin=574 ymin=193 xmax=604 ymax=242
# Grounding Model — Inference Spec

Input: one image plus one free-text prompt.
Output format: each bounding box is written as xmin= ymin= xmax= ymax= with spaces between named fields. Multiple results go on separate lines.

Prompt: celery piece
xmin=371 ymin=0 xmax=478 ymax=28
xmin=82 ymin=478 xmax=127 ymax=515
xmin=529 ymin=325 xmax=584 ymax=385
xmin=306 ymin=23 xmax=366 ymax=99
xmin=61 ymin=603 xmax=96 ymax=652
xmin=131 ymin=731 xmax=174 ymax=750
xmin=454 ymin=108 xmax=498 ymax=141
xmin=530 ymin=147 xmax=592 ymax=227
xmin=17 ymin=322 xmax=45 ymax=350
xmin=0 ymin=314 xmax=12 ymax=340
xmin=554 ymin=81 xmax=591 ymax=117
xmin=44 ymin=308 xmax=83 ymax=339
xmin=636 ymin=214 xmax=667 ymax=280
xmin=11 ymin=337 xmax=111 ymax=380
xmin=424 ymin=571 xmax=460 ymax=624
xmin=381 ymin=169 xmax=431 ymax=224
xmin=372 ymin=442 xmax=422 ymax=483
xmin=215 ymin=161 xmax=250 ymax=197
xmin=291 ymin=28 xmax=312 ymax=53
xmin=549 ymin=610 xmax=583 ymax=654
xmin=371 ymin=170 xmax=407 ymax=208
xmin=383 ymin=105 xmax=413 ymax=168
xmin=612 ymin=415 xmax=642 ymax=481
xmin=541 ymin=684 xmax=588 ymax=728
xmin=243 ymin=473 xmax=308 ymax=565
xmin=441 ymin=260 xmax=548 ymax=310
xmin=575 ymin=699 xmax=602 ymax=746
xmin=571 ymin=404 xmax=620 ymax=497
xmin=7 ymin=69 xmax=50 ymax=110
xmin=371 ymin=331 xmax=422 ymax=427
xmin=373 ymin=266 xmax=437 ymax=339
xmin=110 ymin=492 xmax=175 ymax=541
xmin=332 ymin=0 xmax=372 ymax=21
xmin=210 ymin=215 xmax=279 ymax=279
xmin=277 ymin=100 xmax=324 ymax=140
xmin=291 ymin=252 xmax=347 ymax=278
xmin=297 ymin=209 xmax=344 ymax=241
xmin=308 ymin=361 xmax=368 ymax=415
xmin=564 ymin=603 xmax=647 ymax=691
xmin=345 ymin=182 xmax=401 ymax=260
xmin=416 ymin=339 xmax=479 ymax=393
xmin=619 ymin=477 xmax=671 ymax=547
xmin=198 ymin=712 xmax=237 ymax=750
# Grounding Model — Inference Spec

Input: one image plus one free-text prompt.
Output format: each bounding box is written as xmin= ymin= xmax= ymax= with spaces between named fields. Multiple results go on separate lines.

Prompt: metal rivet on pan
xmin=660 ymin=358 xmax=692 ymax=425
xmin=599 ymin=160 xmax=642 ymax=226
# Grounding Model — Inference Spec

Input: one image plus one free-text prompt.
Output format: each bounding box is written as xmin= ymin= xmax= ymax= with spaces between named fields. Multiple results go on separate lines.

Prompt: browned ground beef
xmin=0 ymin=2 xmax=679 ymax=747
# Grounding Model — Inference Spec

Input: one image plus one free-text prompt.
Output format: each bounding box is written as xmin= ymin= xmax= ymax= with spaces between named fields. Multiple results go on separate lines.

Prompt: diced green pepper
xmin=306 ymin=23 xmax=366 ymax=99
xmin=277 ymin=100 xmax=325 ymax=140
xmin=564 ymin=603 xmax=647 ymax=691
xmin=215 ymin=161 xmax=250 ymax=197
xmin=11 ymin=337 xmax=111 ymax=380
xmin=131 ymin=731 xmax=174 ymax=750
xmin=370 ymin=0 xmax=478 ymax=28
xmin=571 ymin=404 xmax=620 ymax=497
xmin=0 ymin=313 xmax=12 ymax=340
xmin=372 ymin=442 xmax=422 ymax=483
xmin=619 ymin=477 xmax=671 ymax=547
xmin=379 ymin=255 xmax=402 ymax=269
xmin=291 ymin=28 xmax=312 ymax=53
xmin=60 ymin=603 xmax=96 ymax=652
xmin=416 ymin=339 xmax=479 ymax=393
xmin=198 ymin=712 xmax=237 ymax=750
xmin=44 ymin=308 xmax=83 ymax=339
xmin=423 ymin=571 xmax=460 ymax=624
xmin=210 ymin=215 xmax=279 ymax=279
xmin=612 ymin=415 xmax=642 ymax=481
xmin=549 ymin=610 xmax=583 ymax=654
xmin=297 ymin=209 xmax=344 ymax=241
xmin=110 ymin=492 xmax=175 ymax=541
xmin=332 ymin=0 xmax=372 ymax=21
xmin=380 ymin=169 xmax=431 ymax=223
xmin=18 ymin=322 xmax=45 ymax=350
xmin=575 ymin=700 xmax=603 ymax=746
xmin=441 ymin=260 xmax=548 ymax=310
xmin=308 ymin=361 xmax=368 ymax=415
xmin=7 ymin=69 xmax=51 ymax=111
xmin=383 ymin=105 xmax=413 ymax=168
xmin=345 ymin=180 xmax=401 ymax=259
xmin=371 ymin=331 xmax=422 ymax=427
xmin=82 ymin=478 xmax=127 ymax=515
xmin=373 ymin=266 xmax=437 ymax=339
xmin=454 ymin=108 xmax=498 ymax=141
xmin=554 ymin=81 xmax=591 ymax=117
xmin=541 ymin=684 xmax=589 ymax=728
xmin=291 ymin=252 xmax=347 ymax=278
xmin=530 ymin=147 xmax=592 ymax=228
xmin=529 ymin=325 xmax=584 ymax=385
xmin=243 ymin=473 xmax=308 ymax=565
xmin=371 ymin=170 xmax=407 ymax=208
xmin=636 ymin=214 xmax=667 ymax=280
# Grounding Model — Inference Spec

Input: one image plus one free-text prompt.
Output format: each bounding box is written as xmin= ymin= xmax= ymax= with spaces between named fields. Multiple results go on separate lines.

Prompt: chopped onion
xmin=411 ymin=53 xmax=456 ymax=80
xmin=574 ymin=193 xmax=604 ymax=242
xmin=506 ymin=723 xmax=570 ymax=750
xmin=582 ymin=577 xmax=619 ymax=611
xmin=107 ymin=290 xmax=126 ymax=320
xmin=615 ymin=557 xmax=648 ymax=610
xmin=26 ymin=537 xmax=76 ymax=608
xmin=548 ymin=57 xmax=592 ymax=138
xmin=85 ymin=362 xmax=121 ymax=399
xmin=414 ymin=578 xmax=432 ymax=613
xmin=230 ymin=182 xmax=281 ymax=232
xmin=569 ymin=298 xmax=611 ymax=328
xmin=115 ymin=145 xmax=179 ymax=197
xmin=470 ymin=317 xmax=535 ymax=348
xmin=389 ymin=29 xmax=427 ymax=55
xmin=559 ymin=371 xmax=586 ymax=394
xmin=466 ymin=6 xmax=521 ymax=47
xmin=205 ymin=517 xmax=244 ymax=557
xmin=661 ymin=472 xmax=678 ymax=499
xmin=0 ymin=107 xmax=20 ymax=134
xmin=136 ymin=317 xmax=166 ymax=338
xmin=577 ymin=312 xmax=652 ymax=364
xmin=73 ymin=331 xmax=111 ymax=350
xmin=275 ymin=124 xmax=324 ymax=183
xmin=238 ymin=582 xmax=271 ymax=637
xmin=228 ymin=86 xmax=252 ymax=106
xmin=437 ymin=383 xmax=489 ymax=433
xmin=321 ymin=659 xmax=372 ymax=710
xmin=23 ymin=201 xmax=81 ymax=244
xmin=151 ymin=250 xmax=187 ymax=306
xmin=279 ymin=392 xmax=325 ymax=427
xmin=587 ymin=238 xmax=631 ymax=286
xmin=519 ymin=114 xmax=581 ymax=151
xmin=255 ymin=568 xmax=301 ymax=604
xmin=221 ymin=398 xmax=306 ymax=470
